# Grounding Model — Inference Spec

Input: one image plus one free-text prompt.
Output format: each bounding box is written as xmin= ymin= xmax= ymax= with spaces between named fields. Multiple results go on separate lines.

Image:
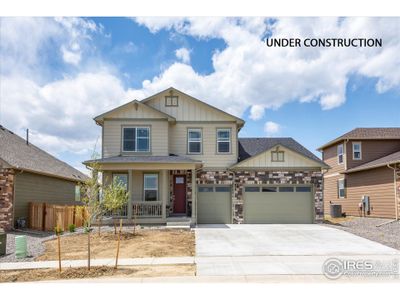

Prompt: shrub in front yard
xmin=68 ymin=224 xmax=76 ymax=233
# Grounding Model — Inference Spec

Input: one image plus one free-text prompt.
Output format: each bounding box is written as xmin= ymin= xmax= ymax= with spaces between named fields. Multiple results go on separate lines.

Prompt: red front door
xmin=173 ymin=175 xmax=186 ymax=214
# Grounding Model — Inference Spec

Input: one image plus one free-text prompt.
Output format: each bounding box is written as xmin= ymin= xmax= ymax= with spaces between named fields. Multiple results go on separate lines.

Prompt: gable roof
xmin=237 ymin=137 xmax=328 ymax=167
xmin=345 ymin=150 xmax=400 ymax=173
xmin=318 ymin=128 xmax=400 ymax=151
xmin=94 ymin=100 xmax=176 ymax=125
xmin=141 ymin=87 xmax=245 ymax=128
xmin=0 ymin=125 xmax=88 ymax=182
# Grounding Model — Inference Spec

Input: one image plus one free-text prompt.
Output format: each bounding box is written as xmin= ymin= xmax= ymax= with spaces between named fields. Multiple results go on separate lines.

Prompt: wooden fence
xmin=28 ymin=202 xmax=87 ymax=231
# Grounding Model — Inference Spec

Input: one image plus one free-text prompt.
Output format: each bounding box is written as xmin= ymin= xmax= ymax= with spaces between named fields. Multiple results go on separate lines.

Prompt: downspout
xmin=387 ymin=163 xmax=399 ymax=221
xmin=344 ymin=139 xmax=349 ymax=171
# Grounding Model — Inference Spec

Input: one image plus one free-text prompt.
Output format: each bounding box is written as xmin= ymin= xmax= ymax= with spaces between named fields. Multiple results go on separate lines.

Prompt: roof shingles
xmin=0 ymin=125 xmax=87 ymax=182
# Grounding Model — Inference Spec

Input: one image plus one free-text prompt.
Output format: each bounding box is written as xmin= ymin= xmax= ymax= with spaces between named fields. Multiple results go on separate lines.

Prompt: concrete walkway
xmin=0 ymin=256 xmax=194 ymax=271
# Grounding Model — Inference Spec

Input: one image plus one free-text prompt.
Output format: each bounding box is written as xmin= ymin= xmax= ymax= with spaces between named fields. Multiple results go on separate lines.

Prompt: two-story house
xmin=84 ymin=87 xmax=328 ymax=225
xmin=318 ymin=128 xmax=400 ymax=219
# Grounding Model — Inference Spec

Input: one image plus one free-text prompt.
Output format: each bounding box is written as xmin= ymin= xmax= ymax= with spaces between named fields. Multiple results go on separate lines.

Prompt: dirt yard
xmin=36 ymin=229 xmax=195 ymax=261
xmin=0 ymin=265 xmax=195 ymax=282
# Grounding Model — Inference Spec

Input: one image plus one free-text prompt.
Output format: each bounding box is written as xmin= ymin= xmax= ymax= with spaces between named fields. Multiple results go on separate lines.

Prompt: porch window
xmin=112 ymin=174 xmax=128 ymax=190
xmin=188 ymin=129 xmax=202 ymax=154
xmin=144 ymin=174 xmax=158 ymax=201
xmin=217 ymin=129 xmax=231 ymax=153
xmin=122 ymin=127 xmax=150 ymax=152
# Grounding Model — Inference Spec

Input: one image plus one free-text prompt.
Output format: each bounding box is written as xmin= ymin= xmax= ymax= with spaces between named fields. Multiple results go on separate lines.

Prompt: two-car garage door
xmin=244 ymin=186 xmax=314 ymax=224
xmin=197 ymin=185 xmax=314 ymax=224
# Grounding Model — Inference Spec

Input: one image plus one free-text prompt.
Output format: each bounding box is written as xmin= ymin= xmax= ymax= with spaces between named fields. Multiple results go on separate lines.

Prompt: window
xmin=337 ymin=144 xmax=344 ymax=164
xmin=217 ymin=129 xmax=231 ymax=153
xmin=338 ymin=178 xmax=346 ymax=198
xmin=296 ymin=186 xmax=311 ymax=192
xmin=215 ymin=186 xmax=231 ymax=192
xmin=271 ymin=150 xmax=284 ymax=162
xmin=144 ymin=174 xmax=158 ymax=201
xmin=279 ymin=186 xmax=294 ymax=192
xmin=352 ymin=142 xmax=362 ymax=160
xmin=188 ymin=129 xmax=202 ymax=154
xmin=245 ymin=187 xmax=260 ymax=192
xmin=198 ymin=186 xmax=213 ymax=192
xmin=262 ymin=187 xmax=277 ymax=192
xmin=165 ymin=95 xmax=178 ymax=106
xmin=113 ymin=174 xmax=128 ymax=190
xmin=75 ymin=185 xmax=81 ymax=201
xmin=122 ymin=127 xmax=150 ymax=152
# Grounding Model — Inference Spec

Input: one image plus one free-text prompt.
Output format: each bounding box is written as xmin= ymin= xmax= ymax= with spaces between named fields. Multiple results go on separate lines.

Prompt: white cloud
xmin=249 ymin=104 xmax=265 ymax=120
xmin=264 ymin=121 xmax=281 ymax=136
xmin=61 ymin=45 xmax=81 ymax=65
xmin=175 ymin=47 xmax=191 ymax=64
xmin=134 ymin=17 xmax=400 ymax=116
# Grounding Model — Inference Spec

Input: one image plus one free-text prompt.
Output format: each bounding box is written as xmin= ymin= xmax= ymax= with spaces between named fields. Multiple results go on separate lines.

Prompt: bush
xmin=54 ymin=225 xmax=64 ymax=235
xmin=68 ymin=224 xmax=76 ymax=233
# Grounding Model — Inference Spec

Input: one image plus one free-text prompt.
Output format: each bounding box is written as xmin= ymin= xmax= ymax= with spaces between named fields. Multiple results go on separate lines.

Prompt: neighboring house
xmin=84 ymin=87 xmax=328 ymax=225
xmin=0 ymin=125 xmax=88 ymax=230
xmin=318 ymin=128 xmax=400 ymax=219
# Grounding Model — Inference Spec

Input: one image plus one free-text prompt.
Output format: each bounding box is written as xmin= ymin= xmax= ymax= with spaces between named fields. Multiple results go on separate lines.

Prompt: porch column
xmin=127 ymin=169 xmax=133 ymax=219
xmin=161 ymin=170 xmax=168 ymax=219
xmin=191 ymin=168 xmax=197 ymax=224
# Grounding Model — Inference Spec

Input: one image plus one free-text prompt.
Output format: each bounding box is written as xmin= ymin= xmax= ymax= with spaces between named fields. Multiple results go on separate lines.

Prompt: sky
xmin=0 ymin=17 xmax=399 ymax=174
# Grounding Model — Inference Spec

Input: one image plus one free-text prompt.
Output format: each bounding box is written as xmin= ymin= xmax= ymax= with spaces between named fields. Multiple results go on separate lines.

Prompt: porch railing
xmin=103 ymin=204 xmax=128 ymax=218
xmin=133 ymin=201 xmax=163 ymax=218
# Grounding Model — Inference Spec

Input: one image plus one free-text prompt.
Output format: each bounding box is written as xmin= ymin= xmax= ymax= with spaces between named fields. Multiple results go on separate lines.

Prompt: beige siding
xmin=324 ymin=167 xmax=396 ymax=219
xmin=169 ymin=122 xmax=238 ymax=168
xmin=322 ymin=142 xmax=346 ymax=175
xmin=346 ymin=139 xmax=400 ymax=169
xmin=235 ymin=145 xmax=322 ymax=168
xmin=103 ymin=119 xmax=169 ymax=157
xmin=145 ymin=89 xmax=237 ymax=122
xmin=14 ymin=171 xmax=77 ymax=220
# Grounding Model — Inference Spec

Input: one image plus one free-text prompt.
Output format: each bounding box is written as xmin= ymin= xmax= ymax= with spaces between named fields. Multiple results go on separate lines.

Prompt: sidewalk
xmin=0 ymin=256 xmax=195 ymax=271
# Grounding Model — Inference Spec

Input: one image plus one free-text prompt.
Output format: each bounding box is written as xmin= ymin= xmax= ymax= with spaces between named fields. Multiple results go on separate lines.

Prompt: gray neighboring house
xmin=0 ymin=125 xmax=88 ymax=230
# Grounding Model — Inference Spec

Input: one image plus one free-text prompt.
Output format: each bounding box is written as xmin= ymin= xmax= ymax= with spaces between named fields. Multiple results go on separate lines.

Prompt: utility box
xmin=0 ymin=231 xmax=6 ymax=256
xmin=330 ymin=204 xmax=342 ymax=218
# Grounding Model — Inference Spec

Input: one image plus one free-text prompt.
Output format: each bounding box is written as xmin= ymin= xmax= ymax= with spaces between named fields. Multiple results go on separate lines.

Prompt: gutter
xmin=387 ymin=163 xmax=399 ymax=221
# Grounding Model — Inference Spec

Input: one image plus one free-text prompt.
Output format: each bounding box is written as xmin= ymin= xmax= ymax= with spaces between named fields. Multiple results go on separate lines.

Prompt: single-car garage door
xmin=198 ymin=185 xmax=232 ymax=224
xmin=244 ymin=185 xmax=314 ymax=224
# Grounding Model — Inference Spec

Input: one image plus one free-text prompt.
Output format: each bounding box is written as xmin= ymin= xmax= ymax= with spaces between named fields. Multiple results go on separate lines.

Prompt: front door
xmin=173 ymin=175 xmax=186 ymax=214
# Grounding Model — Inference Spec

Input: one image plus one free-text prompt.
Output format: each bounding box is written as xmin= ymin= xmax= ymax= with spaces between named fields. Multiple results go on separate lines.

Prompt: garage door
xmin=244 ymin=185 xmax=313 ymax=224
xmin=197 ymin=185 xmax=232 ymax=224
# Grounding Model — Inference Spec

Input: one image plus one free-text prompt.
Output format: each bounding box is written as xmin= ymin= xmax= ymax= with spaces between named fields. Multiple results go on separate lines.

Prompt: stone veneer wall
xmin=168 ymin=170 xmax=192 ymax=216
xmin=0 ymin=168 xmax=14 ymax=230
xmin=196 ymin=170 xmax=323 ymax=224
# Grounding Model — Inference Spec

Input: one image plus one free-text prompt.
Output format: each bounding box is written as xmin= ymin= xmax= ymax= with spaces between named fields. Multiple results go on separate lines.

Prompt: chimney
xmin=26 ymin=128 xmax=29 ymax=145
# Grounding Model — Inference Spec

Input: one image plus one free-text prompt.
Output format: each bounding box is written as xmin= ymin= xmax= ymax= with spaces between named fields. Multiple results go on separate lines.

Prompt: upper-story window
xmin=165 ymin=96 xmax=179 ymax=107
xmin=188 ymin=128 xmax=202 ymax=154
xmin=352 ymin=142 xmax=362 ymax=160
xmin=337 ymin=144 xmax=344 ymax=164
xmin=217 ymin=129 xmax=231 ymax=153
xmin=271 ymin=149 xmax=284 ymax=162
xmin=122 ymin=127 xmax=150 ymax=152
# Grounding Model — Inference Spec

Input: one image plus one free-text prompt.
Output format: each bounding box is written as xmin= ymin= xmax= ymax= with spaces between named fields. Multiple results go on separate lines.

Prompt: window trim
xmin=187 ymin=128 xmax=202 ymax=154
xmin=216 ymin=128 xmax=231 ymax=154
xmin=165 ymin=95 xmax=179 ymax=107
xmin=338 ymin=178 xmax=346 ymax=199
xmin=271 ymin=150 xmax=285 ymax=162
xmin=337 ymin=144 xmax=344 ymax=164
xmin=352 ymin=142 xmax=362 ymax=160
xmin=143 ymin=173 xmax=158 ymax=202
xmin=122 ymin=126 xmax=151 ymax=153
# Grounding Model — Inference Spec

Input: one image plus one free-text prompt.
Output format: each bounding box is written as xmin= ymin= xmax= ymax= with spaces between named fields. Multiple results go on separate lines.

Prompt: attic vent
xmin=165 ymin=95 xmax=178 ymax=107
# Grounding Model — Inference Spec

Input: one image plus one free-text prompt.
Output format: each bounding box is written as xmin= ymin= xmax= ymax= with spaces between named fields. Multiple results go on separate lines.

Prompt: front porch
xmin=99 ymin=160 xmax=201 ymax=225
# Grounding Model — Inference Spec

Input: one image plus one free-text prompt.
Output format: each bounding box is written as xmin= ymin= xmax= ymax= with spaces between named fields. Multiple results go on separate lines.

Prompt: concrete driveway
xmin=195 ymin=224 xmax=400 ymax=276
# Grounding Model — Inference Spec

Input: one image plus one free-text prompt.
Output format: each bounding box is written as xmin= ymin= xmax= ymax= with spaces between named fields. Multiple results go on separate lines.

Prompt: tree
xmin=102 ymin=177 xmax=129 ymax=234
xmin=102 ymin=177 xmax=129 ymax=269
xmin=80 ymin=157 xmax=102 ymax=271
